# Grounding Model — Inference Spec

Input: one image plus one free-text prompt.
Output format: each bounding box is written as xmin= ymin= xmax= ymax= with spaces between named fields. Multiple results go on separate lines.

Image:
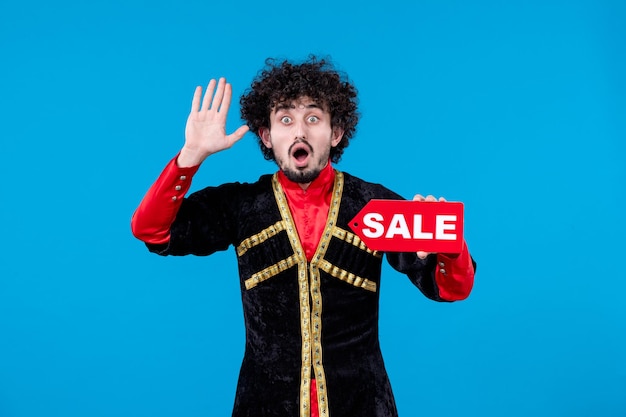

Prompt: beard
xmin=282 ymin=166 xmax=323 ymax=183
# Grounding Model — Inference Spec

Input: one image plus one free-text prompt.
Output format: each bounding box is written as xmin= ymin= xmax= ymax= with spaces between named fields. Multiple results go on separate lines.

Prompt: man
xmin=132 ymin=57 xmax=476 ymax=417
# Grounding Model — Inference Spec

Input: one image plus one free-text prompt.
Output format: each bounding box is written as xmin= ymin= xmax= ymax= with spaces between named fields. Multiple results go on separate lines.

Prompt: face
xmin=260 ymin=97 xmax=343 ymax=186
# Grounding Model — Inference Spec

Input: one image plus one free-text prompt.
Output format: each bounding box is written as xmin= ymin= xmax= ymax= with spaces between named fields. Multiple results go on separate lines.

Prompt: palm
xmin=185 ymin=113 xmax=231 ymax=154
xmin=180 ymin=78 xmax=249 ymax=166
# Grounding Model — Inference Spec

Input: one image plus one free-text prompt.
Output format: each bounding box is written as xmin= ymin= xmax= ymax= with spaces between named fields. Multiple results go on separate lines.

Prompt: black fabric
xmin=146 ymin=172 xmax=445 ymax=417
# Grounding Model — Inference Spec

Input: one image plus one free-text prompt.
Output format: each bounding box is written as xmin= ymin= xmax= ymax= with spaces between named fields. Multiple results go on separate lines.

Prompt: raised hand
xmin=178 ymin=78 xmax=250 ymax=167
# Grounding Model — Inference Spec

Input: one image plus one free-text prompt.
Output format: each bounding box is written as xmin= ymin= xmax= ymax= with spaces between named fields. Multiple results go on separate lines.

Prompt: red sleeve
xmin=434 ymin=240 xmax=475 ymax=301
xmin=130 ymin=155 xmax=200 ymax=244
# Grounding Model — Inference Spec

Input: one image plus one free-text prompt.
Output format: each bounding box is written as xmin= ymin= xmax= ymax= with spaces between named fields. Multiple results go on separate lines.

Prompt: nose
xmin=293 ymin=120 xmax=306 ymax=140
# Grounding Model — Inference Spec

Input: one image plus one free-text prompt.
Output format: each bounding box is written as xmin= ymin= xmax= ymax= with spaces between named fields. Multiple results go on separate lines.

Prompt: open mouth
xmin=290 ymin=142 xmax=312 ymax=166
xmin=293 ymin=148 xmax=309 ymax=161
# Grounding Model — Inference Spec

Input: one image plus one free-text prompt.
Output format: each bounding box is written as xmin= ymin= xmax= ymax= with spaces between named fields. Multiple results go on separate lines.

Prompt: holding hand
xmin=413 ymin=194 xmax=446 ymax=259
xmin=178 ymin=78 xmax=250 ymax=167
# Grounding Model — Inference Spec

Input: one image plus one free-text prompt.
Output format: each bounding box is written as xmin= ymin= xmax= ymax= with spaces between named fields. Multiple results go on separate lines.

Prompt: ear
xmin=259 ymin=127 xmax=272 ymax=148
xmin=331 ymin=127 xmax=344 ymax=147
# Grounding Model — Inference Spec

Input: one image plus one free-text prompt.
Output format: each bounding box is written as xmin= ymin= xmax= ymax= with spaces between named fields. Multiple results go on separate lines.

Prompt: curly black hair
xmin=240 ymin=56 xmax=359 ymax=163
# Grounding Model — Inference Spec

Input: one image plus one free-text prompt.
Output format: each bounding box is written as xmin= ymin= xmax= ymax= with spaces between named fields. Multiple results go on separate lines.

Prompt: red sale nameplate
xmin=349 ymin=200 xmax=464 ymax=253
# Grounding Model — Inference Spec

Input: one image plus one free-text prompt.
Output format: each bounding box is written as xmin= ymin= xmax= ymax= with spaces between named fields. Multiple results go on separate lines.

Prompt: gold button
xmin=179 ymin=175 xmax=187 ymax=180
xmin=175 ymin=185 xmax=182 ymax=191
xmin=171 ymin=196 xmax=177 ymax=201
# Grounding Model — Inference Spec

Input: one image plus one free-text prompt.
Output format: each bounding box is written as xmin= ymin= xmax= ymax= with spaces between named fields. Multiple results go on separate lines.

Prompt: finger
xmin=413 ymin=194 xmax=425 ymax=201
xmin=219 ymin=83 xmax=233 ymax=117
xmin=438 ymin=196 xmax=447 ymax=202
xmin=227 ymin=125 xmax=250 ymax=145
xmin=417 ymin=251 xmax=429 ymax=259
xmin=190 ymin=86 xmax=202 ymax=113
xmin=425 ymin=195 xmax=436 ymax=202
xmin=210 ymin=77 xmax=227 ymax=111
xmin=201 ymin=79 xmax=217 ymax=111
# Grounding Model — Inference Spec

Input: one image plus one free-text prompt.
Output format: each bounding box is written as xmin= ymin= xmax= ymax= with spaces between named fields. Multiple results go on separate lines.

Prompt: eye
xmin=307 ymin=115 xmax=319 ymax=123
xmin=280 ymin=116 xmax=292 ymax=124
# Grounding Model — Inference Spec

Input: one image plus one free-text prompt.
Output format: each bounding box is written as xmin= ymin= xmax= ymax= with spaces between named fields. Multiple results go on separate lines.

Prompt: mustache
xmin=288 ymin=138 xmax=313 ymax=154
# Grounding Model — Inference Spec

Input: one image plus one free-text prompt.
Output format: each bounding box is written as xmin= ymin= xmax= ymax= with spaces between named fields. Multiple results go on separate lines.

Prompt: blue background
xmin=1 ymin=0 xmax=624 ymax=416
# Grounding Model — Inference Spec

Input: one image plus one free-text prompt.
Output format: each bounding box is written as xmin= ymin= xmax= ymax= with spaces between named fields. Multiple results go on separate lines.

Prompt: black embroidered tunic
xmin=146 ymin=171 xmax=447 ymax=417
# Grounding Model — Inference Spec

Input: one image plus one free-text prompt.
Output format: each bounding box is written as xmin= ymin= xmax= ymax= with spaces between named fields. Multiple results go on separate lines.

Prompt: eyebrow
xmin=274 ymin=102 xmax=322 ymax=111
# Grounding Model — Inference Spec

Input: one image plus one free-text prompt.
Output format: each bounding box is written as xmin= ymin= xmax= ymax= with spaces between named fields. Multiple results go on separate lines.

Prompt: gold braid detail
xmin=307 ymin=171 xmax=344 ymax=417
xmin=317 ymin=259 xmax=377 ymax=292
xmin=331 ymin=227 xmax=382 ymax=259
xmin=236 ymin=220 xmax=286 ymax=257
xmin=270 ymin=174 xmax=313 ymax=417
xmin=244 ymin=254 xmax=299 ymax=290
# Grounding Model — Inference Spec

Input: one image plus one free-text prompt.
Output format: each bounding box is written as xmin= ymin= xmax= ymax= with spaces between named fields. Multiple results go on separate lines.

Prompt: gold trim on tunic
xmin=236 ymin=220 xmax=286 ymax=256
xmin=269 ymin=171 xmax=345 ymax=417
xmin=317 ymin=259 xmax=377 ymax=292
xmin=244 ymin=254 xmax=299 ymax=290
xmin=307 ymin=171 xmax=344 ymax=417
xmin=271 ymin=174 xmax=312 ymax=417
xmin=331 ymin=227 xmax=382 ymax=259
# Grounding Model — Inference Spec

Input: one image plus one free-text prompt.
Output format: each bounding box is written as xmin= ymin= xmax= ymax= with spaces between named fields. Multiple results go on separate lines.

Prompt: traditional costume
xmin=132 ymin=157 xmax=475 ymax=417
